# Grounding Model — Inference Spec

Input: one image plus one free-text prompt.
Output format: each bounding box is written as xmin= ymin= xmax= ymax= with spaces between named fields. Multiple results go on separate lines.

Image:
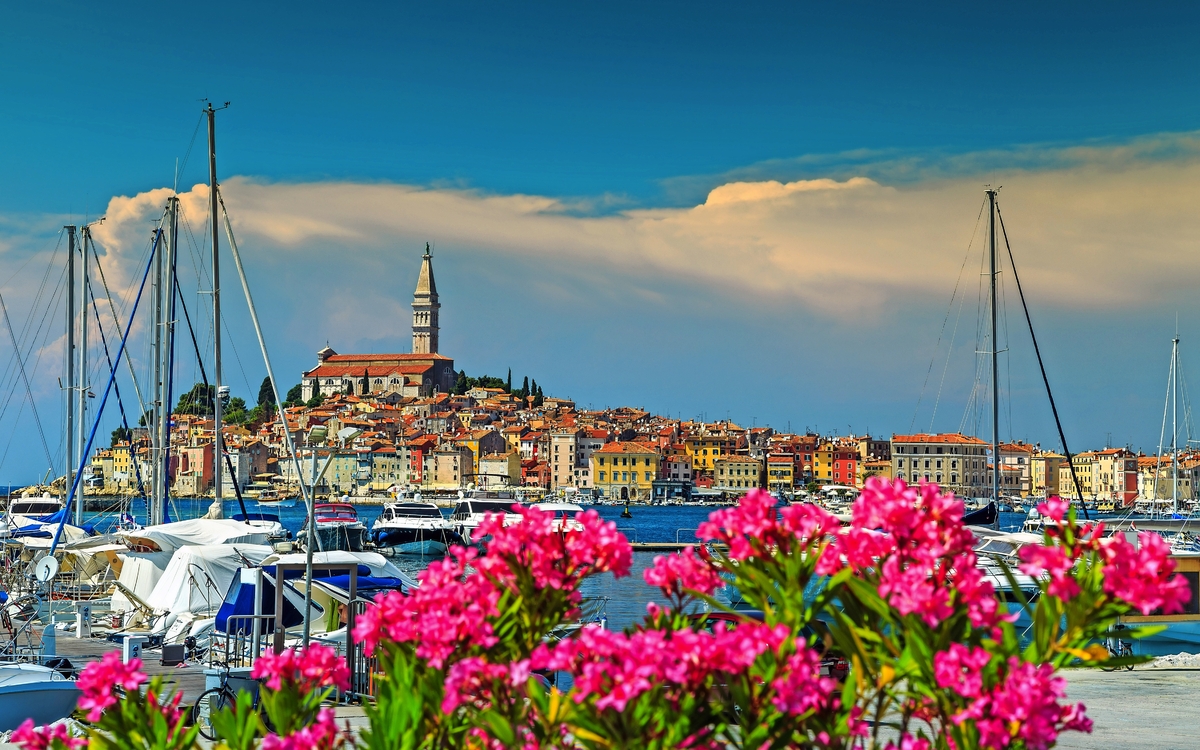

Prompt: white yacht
xmin=450 ymin=496 xmax=525 ymax=541
xmin=370 ymin=502 xmax=461 ymax=553
xmin=532 ymin=502 xmax=585 ymax=532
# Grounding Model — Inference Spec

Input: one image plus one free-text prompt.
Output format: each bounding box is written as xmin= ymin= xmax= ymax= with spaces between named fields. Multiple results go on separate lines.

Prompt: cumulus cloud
xmin=4 ymin=131 xmax=1192 ymax=359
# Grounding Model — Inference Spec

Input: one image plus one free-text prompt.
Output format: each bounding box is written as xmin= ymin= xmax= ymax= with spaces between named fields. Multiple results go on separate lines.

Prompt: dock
xmin=49 ymin=634 xmax=210 ymax=705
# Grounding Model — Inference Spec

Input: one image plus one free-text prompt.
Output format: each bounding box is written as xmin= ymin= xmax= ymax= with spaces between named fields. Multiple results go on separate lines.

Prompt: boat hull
xmin=313 ymin=524 xmax=366 ymax=552
xmin=370 ymin=525 xmax=461 ymax=553
xmin=0 ymin=681 xmax=80 ymax=731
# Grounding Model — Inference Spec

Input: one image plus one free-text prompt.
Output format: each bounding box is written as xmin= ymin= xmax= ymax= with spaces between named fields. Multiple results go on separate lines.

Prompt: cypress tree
xmin=507 ymin=368 xmax=512 ymax=392
xmin=521 ymin=376 xmax=529 ymax=398
xmin=258 ymin=376 xmax=274 ymax=406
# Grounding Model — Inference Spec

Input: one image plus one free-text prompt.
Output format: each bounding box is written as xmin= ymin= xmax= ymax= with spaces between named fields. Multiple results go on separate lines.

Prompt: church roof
xmin=324 ymin=353 xmax=451 ymax=363
xmin=415 ymin=247 xmax=437 ymax=297
xmin=303 ymin=363 xmax=434 ymax=378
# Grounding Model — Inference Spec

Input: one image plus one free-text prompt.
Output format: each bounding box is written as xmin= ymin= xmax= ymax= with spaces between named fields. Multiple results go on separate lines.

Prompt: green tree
xmin=520 ymin=376 xmax=529 ymax=399
xmin=285 ymin=383 xmax=303 ymax=405
xmin=110 ymin=426 xmax=132 ymax=448
xmin=174 ymin=383 xmax=216 ymax=415
xmin=507 ymin=368 xmax=512 ymax=392
xmin=258 ymin=376 xmax=274 ymax=406
xmin=306 ymin=394 xmax=324 ymax=408
xmin=224 ymin=396 xmax=249 ymax=424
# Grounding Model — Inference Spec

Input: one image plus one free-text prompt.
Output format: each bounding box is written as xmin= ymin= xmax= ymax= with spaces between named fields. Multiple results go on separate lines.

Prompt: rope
xmin=910 ymin=198 xmax=985 ymax=433
xmin=88 ymin=280 xmax=148 ymax=501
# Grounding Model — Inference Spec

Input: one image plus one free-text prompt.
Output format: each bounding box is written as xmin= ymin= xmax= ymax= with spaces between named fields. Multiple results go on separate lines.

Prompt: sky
xmin=0 ymin=2 xmax=1199 ymax=482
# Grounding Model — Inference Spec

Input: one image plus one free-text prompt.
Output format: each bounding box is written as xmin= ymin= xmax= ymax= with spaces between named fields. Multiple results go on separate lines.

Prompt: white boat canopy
xmin=117 ymin=518 xmax=272 ymax=552
xmin=146 ymin=544 xmax=274 ymax=615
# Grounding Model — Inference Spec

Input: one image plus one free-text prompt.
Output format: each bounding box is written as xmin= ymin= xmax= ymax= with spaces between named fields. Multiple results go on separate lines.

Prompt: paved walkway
xmin=1057 ymin=667 xmax=1200 ymax=749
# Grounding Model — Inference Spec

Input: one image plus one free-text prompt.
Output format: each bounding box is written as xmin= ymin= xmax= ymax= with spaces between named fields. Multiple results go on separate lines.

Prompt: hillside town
xmin=79 ymin=250 xmax=1186 ymax=509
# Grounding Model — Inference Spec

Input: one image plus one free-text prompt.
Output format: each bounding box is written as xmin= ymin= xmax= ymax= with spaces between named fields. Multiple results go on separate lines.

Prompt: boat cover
xmin=110 ymin=551 xmax=173 ymax=612
xmin=215 ymin=567 xmax=324 ymax=633
xmin=259 ymin=550 xmax=414 ymax=583
xmin=117 ymin=518 xmax=271 ymax=552
xmin=146 ymin=544 xmax=273 ymax=615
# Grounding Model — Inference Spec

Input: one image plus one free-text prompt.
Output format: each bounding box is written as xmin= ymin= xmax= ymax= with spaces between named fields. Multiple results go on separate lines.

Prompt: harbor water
xmin=77 ymin=500 xmax=1036 ymax=631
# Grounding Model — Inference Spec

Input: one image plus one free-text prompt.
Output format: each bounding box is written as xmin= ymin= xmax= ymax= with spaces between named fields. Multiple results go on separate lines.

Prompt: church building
xmin=300 ymin=245 xmax=456 ymax=400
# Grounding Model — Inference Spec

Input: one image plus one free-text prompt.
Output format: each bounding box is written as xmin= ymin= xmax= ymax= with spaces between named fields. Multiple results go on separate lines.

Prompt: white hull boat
xmin=0 ymin=663 xmax=79 ymax=731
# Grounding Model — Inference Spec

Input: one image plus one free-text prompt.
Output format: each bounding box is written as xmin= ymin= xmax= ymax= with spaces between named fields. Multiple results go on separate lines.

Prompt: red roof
xmin=304 ymin=364 xmax=433 ymax=378
xmin=891 ymin=433 xmax=986 ymax=444
xmin=324 ymin=353 xmax=451 ymax=363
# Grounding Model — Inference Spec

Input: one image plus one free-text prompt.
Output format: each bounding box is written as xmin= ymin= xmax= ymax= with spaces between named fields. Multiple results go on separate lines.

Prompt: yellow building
xmin=113 ymin=443 xmax=134 ymax=491
xmin=714 ymin=456 xmax=762 ymax=491
xmin=1030 ymin=452 xmax=1065 ymax=498
xmin=591 ymin=441 xmax=660 ymax=502
xmin=683 ymin=433 xmax=734 ymax=472
xmin=766 ymin=454 xmax=795 ymax=494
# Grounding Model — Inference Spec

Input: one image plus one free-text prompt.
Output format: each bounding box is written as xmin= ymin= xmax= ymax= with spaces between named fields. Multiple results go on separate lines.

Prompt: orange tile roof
xmin=891 ymin=433 xmax=987 ymax=444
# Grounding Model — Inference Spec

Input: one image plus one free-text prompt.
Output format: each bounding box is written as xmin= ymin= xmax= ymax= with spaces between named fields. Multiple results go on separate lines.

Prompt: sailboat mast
xmin=155 ymin=197 xmax=179 ymax=520
xmin=64 ymin=225 xmax=76 ymax=513
xmin=207 ymin=103 xmax=224 ymax=511
xmin=987 ymin=189 xmax=1000 ymax=520
xmin=1173 ymin=334 xmax=1179 ymax=514
xmin=77 ymin=229 xmax=90 ymax=526
xmin=149 ymin=212 xmax=165 ymax=525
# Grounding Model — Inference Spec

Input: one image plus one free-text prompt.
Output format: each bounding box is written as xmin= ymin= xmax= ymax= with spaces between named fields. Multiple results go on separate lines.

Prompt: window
xmin=622 ymin=472 xmax=629 ymax=481
xmin=645 ymin=472 xmax=651 ymax=481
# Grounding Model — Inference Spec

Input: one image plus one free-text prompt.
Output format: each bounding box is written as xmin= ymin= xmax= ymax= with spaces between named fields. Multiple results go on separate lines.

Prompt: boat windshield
xmin=389 ymin=504 xmax=443 ymax=518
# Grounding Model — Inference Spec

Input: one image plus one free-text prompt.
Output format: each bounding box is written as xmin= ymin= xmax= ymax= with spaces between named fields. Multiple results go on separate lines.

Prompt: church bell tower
xmin=412 ymin=243 xmax=439 ymax=354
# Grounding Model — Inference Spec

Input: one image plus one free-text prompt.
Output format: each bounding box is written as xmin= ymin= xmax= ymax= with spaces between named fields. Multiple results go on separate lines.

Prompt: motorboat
xmin=531 ymin=502 xmax=585 ymax=532
xmin=0 ymin=662 xmax=80 ymax=731
xmin=5 ymin=493 xmax=64 ymax=518
xmin=450 ymin=497 xmax=525 ymax=541
xmin=300 ymin=503 xmax=366 ymax=552
xmin=231 ymin=513 xmax=290 ymax=541
xmin=369 ymin=502 xmax=461 ymax=553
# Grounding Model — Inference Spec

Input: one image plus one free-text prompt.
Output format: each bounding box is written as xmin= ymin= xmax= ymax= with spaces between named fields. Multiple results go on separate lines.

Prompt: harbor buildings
xmin=891 ymin=433 xmax=989 ymax=498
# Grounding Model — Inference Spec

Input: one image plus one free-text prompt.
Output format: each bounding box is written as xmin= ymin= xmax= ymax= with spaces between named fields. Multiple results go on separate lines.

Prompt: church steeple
xmin=412 ymin=243 xmax=440 ymax=354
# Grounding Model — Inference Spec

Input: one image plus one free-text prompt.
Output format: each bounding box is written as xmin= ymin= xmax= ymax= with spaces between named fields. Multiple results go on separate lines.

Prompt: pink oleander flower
xmin=1019 ymin=543 xmax=1081 ymax=601
xmin=75 ymin=651 xmax=147 ymax=722
xmin=10 ymin=720 xmax=86 ymax=750
xmin=1102 ymin=532 xmax=1191 ymax=615
xmin=353 ymin=545 xmax=500 ymax=662
xmin=957 ymin=657 xmax=1091 ymax=750
xmin=531 ymin=621 xmax=786 ymax=713
xmin=261 ymin=707 xmax=342 ymax=750
xmin=822 ymin=478 xmax=1001 ymax=628
xmin=885 ymin=735 xmax=932 ymax=750
xmin=771 ymin=641 xmax=837 ymax=716
xmin=933 ymin=644 xmax=991 ymax=699
xmin=643 ymin=546 xmax=724 ymax=597
xmin=251 ymin=644 xmax=350 ymax=693
xmin=696 ymin=489 xmax=782 ymax=559
xmin=473 ymin=506 xmax=632 ymax=593
xmin=1038 ymin=497 xmax=1069 ymax=522
xmin=441 ymin=656 xmax=524 ymax=714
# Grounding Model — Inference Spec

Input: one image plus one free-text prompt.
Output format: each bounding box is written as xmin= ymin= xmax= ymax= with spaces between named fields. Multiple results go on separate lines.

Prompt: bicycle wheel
xmin=192 ymin=688 xmax=233 ymax=741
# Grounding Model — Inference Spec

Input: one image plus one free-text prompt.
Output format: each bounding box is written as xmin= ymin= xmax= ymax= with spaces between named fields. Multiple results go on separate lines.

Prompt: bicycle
xmin=192 ymin=669 xmax=270 ymax=741
xmin=1101 ymin=639 xmax=1135 ymax=671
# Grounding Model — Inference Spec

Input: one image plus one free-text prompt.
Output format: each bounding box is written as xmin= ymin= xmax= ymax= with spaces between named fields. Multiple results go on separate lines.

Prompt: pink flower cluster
xmin=1017 ymin=497 xmax=1190 ymax=614
xmin=75 ymin=651 xmax=148 ymax=722
xmin=696 ymin=489 xmax=840 ymax=560
xmin=11 ymin=721 xmax=86 ymax=750
xmin=933 ymin=643 xmax=992 ymax=698
xmin=474 ymin=506 xmax=632 ymax=592
xmin=441 ymin=656 xmax=531 ymax=713
xmin=643 ymin=546 xmax=724 ymax=597
xmin=354 ymin=545 xmax=500 ymax=663
xmin=820 ymin=478 xmax=999 ymax=628
xmin=356 ymin=506 xmax=631 ymax=661
xmin=770 ymin=644 xmax=838 ymax=716
xmin=1101 ymin=531 xmax=1191 ymax=615
xmin=531 ymin=622 xmax=794 ymax=712
xmin=261 ymin=707 xmax=343 ymax=750
xmin=955 ymin=658 xmax=1091 ymax=750
xmin=251 ymin=644 xmax=350 ymax=693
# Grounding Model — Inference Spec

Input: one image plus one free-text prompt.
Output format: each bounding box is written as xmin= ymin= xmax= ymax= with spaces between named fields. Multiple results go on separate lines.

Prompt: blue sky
xmin=1 ymin=2 xmax=1199 ymax=481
